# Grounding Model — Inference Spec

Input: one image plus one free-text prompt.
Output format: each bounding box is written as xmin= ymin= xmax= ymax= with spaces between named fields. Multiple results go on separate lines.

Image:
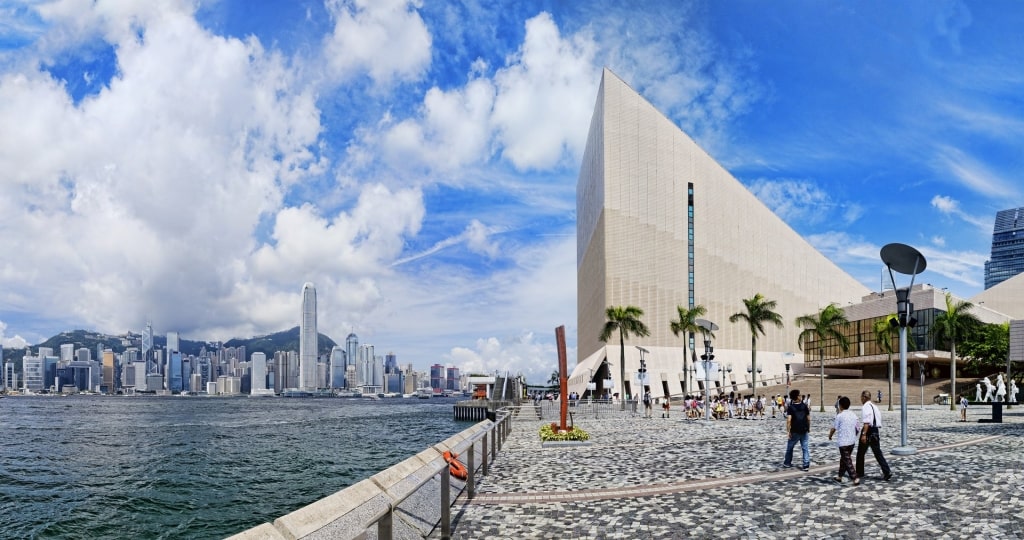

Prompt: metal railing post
xmin=482 ymin=433 xmax=489 ymax=475
xmin=491 ymin=423 xmax=497 ymax=461
xmin=467 ymin=441 xmax=476 ymax=500
xmin=441 ymin=465 xmax=451 ymax=540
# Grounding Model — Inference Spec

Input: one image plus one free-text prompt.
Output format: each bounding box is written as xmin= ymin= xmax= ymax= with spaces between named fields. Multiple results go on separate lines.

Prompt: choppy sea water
xmin=0 ymin=395 xmax=465 ymax=539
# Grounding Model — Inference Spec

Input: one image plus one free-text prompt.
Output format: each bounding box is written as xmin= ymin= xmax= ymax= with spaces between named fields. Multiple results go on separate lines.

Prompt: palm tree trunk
xmin=819 ymin=347 xmax=825 ymax=412
xmin=750 ymin=335 xmax=757 ymax=391
xmin=682 ymin=336 xmax=689 ymax=398
xmin=949 ymin=340 xmax=957 ymax=411
xmin=619 ymin=329 xmax=626 ymax=411
xmin=887 ymin=352 xmax=894 ymax=411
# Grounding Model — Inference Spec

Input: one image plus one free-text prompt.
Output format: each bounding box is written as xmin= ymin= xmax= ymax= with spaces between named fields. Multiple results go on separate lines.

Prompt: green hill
xmin=2 ymin=327 xmax=337 ymax=375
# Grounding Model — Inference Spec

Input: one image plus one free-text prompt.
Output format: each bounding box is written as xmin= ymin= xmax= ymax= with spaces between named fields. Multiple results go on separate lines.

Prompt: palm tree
xmin=796 ymin=303 xmax=851 ymax=412
xmin=729 ymin=294 xmax=783 ymax=390
xmin=930 ymin=292 xmax=981 ymax=410
xmin=873 ymin=315 xmax=898 ymax=411
xmin=670 ymin=305 xmax=707 ymax=396
xmin=600 ymin=306 xmax=650 ymax=410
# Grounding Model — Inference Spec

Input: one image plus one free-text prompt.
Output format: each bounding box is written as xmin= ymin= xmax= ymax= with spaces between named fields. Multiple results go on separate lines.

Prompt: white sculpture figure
xmin=976 ymin=383 xmax=984 ymax=402
xmin=1010 ymin=380 xmax=1019 ymax=404
xmin=996 ymin=377 xmax=1007 ymax=402
xmin=983 ymin=376 xmax=995 ymax=402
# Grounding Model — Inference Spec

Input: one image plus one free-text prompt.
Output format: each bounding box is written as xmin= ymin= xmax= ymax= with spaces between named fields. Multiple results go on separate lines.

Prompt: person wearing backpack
xmin=856 ymin=390 xmax=892 ymax=481
xmin=783 ymin=388 xmax=811 ymax=470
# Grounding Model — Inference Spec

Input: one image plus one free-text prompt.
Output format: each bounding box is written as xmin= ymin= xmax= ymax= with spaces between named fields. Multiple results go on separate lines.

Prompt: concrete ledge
xmin=225 ymin=523 xmax=288 ymax=540
xmin=540 ymin=440 xmax=593 ymax=448
xmin=228 ymin=418 xmax=500 ymax=540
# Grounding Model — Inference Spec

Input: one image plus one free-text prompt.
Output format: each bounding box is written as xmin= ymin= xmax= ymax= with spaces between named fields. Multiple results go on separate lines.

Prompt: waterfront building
xmin=167 ymin=351 xmax=183 ymax=393
xmin=132 ymin=362 xmax=147 ymax=391
xmin=100 ymin=350 xmax=115 ymax=393
xmin=299 ymin=282 xmax=317 ymax=390
xmin=446 ymin=367 xmax=460 ymax=391
xmin=22 ymin=355 xmax=44 ymax=392
xmin=3 ymin=361 xmax=14 ymax=391
xmin=357 ymin=344 xmax=375 ymax=387
xmin=60 ymin=344 xmax=74 ymax=364
xmin=142 ymin=322 xmax=153 ymax=373
xmin=570 ymin=69 xmax=1022 ymax=399
xmin=372 ymin=354 xmax=383 ymax=388
xmin=430 ymin=364 xmax=445 ymax=393
xmin=190 ymin=373 xmax=202 ymax=394
xmin=274 ymin=351 xmax=288 ymax=393
xmin=572 ymin=69 xmax=876 ymax=398
xmin=250 ymin=352 xmax=268 ymax=394
xmin=984 ymin=207 xmax=1024 ymax=289
xmin=146 ymin=372 xmax=164 ymax=392
xmin=385 ymin=352 xmax=398 ymax=374
xmin=329 ymin=346 xmax=345 ymax=389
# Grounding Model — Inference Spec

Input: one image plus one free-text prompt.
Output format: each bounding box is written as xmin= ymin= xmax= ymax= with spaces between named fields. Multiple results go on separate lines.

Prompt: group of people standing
xmin=784 ymin=388 xmax=893 ymax=485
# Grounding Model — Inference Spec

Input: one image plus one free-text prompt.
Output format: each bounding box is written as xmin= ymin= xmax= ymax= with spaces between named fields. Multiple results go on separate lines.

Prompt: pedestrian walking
xmin=856 ymin=390 xmax=892 ymax=481
xmin=828 ymin=396 xmax=860 ymax=485
xmin=643 ymin=390 xmax=652 ymax=418
xmin=877 ymin=389 xmax=883 ymax=402
xmin=959 ymin=393 xmax=968 ymax=422
xmin=783 ymin=389 xmax=811 ymax=470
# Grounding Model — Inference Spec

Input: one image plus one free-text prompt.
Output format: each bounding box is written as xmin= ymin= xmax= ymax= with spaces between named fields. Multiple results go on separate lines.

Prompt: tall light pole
xmin=636 ymin=346 xmax=649 ymax=397
xmin=881 ymin=243 xmax=927 ymax=456
xmin=696 ymin=319 xmax=718 ymax=422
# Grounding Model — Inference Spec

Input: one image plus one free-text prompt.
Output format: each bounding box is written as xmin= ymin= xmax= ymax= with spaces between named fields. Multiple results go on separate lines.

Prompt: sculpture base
xmin=891 ymin=446 xmax=917 ymax=456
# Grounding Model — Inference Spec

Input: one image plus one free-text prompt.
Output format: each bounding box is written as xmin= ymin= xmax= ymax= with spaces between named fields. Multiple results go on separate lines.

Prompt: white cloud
xmin=933 ymin=145 xmax=1020 ymax=200
xmin=491 ymin=12 xmax=599 ymax=170
xmin=449 ymin=331 xmax=557 ymax=382
xmin=930 ymin=194 xmax=991 ymax=231
xmin=322 ymin=0 xmax=431 ymax=86
xmin=748 ymin=178 xmax=832 ymax=225
xmin=381 ymin=76 xmax=496 ymax=170
xmin=0 ymin=321 xmax=29 ymax=350
xmin=0 ymin=2 xmax=325 ymax=338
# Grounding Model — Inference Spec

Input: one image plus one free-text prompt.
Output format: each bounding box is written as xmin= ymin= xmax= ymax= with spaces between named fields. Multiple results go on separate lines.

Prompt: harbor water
xmin=0 ymin=395 xmax=465 ymax=539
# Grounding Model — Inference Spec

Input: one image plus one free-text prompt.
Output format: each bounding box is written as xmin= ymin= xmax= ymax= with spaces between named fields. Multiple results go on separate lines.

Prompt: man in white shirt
xmin=828 ymin=395 xmax=859 ymax=485
xmin=856 ymin=390 xmax=892 ymax=481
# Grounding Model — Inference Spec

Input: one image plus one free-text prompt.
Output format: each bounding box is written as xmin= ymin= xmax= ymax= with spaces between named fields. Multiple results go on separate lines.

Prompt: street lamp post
xmin=785 ymin=363 xmax=791 ymax=394
xmin=636 ymin=346 xmax=649 ymax=397
xmin=696 ymin=319 xmax=718 ymax=422
xmin=881 ymin=243 xmax=927 ymax=456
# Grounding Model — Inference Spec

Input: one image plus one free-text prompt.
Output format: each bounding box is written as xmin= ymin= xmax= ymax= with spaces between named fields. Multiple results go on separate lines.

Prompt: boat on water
xmin=416 ymin=388 xmax=433 ymax=399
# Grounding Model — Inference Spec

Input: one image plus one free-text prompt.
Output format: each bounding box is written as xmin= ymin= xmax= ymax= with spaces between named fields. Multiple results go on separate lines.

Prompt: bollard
xmin=441 ymin=464 xmax=451 ymax=540
xmin=467 ymin=441 xmax=476 ymax=500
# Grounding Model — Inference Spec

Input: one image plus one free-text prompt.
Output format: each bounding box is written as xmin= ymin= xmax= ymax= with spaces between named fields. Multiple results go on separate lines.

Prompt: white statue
xmin=976 ymin=383 xmax=983 ymax=402
xmin=1010 ymin=380 xmax=1019 ymax=404
xmin=982 ymin=376 xmax=995 ymax=402
xmin=996 ymin=378 xmax=1007 ymax=402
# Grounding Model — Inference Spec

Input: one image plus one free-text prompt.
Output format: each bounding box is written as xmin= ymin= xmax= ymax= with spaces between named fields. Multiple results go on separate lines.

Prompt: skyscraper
xmin=345 ymin=333 xmax=359 ymax=367
xmin=299 ymin=282 xmax=317 ymax=390
xmin=166 ymin=332 xmax=180 ymax=353
xmin=250 ymin=352 xmax=269 ymax=395
xmin=330 ymin=346 xmax=345 ymax=389
xmin=142 ymin=322 xmax=153 ymax=373
xmin=984 ymin=207 xmax=1024 ymax=289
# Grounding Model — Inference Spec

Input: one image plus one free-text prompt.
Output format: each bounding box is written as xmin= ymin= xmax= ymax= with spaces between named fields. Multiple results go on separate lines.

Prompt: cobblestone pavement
xmin=445 ymin=402 xmax=1024 ymax=539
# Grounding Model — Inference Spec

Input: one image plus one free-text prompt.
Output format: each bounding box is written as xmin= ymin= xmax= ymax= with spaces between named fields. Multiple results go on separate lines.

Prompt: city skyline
xmin=2 ymin=2 xmax=1023 ymax=384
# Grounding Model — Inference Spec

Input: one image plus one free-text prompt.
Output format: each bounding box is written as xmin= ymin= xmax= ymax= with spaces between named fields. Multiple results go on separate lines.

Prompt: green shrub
xmin=539 ymin=423 xmax=590 ymax=442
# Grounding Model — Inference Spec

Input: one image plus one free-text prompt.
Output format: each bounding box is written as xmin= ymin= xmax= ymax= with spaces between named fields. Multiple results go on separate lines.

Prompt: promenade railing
xmin=227 ymin=406 xmax=515 ymax=540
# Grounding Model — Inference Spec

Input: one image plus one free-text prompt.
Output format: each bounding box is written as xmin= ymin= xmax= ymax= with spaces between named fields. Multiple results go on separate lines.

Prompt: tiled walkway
xmin=445 ymin=402 xmax=1024 ymax=539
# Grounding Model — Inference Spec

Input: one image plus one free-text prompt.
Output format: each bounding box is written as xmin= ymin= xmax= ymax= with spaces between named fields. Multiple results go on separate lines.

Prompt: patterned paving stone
xmin=440 ymin=403 xmax=1024 ymax=539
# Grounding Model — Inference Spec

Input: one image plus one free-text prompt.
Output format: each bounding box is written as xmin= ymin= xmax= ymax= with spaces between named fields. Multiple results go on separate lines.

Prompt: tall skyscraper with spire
xmin=299 ymin=282 xmax=318 ymax=390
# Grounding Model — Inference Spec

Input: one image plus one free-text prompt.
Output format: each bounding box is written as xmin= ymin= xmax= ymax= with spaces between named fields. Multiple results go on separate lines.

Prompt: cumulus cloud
xmin=490 ymin=12 xmax=598 ymax=170
xmin=449 ymin=331 xmax=557 ymax=381
xmin=748 ymin=178 xmax=832 ymax=225
xmin=0 ymin=321 xmax=29 ymax=350
xmin=322 ymin=0 xmax=431 ymax=86
xmin=0 ymin=2 xmax=324 ymax=338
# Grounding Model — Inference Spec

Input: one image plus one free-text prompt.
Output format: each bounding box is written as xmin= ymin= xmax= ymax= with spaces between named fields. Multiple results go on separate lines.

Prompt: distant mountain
xmin=3 ymin=327 xmax=337 ymax=373
xmin=224 ymin=326 xmax=337 ymax=360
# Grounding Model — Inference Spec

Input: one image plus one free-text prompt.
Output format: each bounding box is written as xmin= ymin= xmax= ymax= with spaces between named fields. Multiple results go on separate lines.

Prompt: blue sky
xmin=0 ymin=1 xmax=1021 ymax=382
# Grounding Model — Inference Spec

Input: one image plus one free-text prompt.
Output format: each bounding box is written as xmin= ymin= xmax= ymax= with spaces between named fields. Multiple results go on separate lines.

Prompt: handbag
xmin=867 ymin=403 xmax=880 ymax=443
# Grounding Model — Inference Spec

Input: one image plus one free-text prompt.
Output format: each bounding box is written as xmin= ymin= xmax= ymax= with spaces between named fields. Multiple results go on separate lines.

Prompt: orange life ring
xmin=443 ymin=450 xmax=469 ymax=481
